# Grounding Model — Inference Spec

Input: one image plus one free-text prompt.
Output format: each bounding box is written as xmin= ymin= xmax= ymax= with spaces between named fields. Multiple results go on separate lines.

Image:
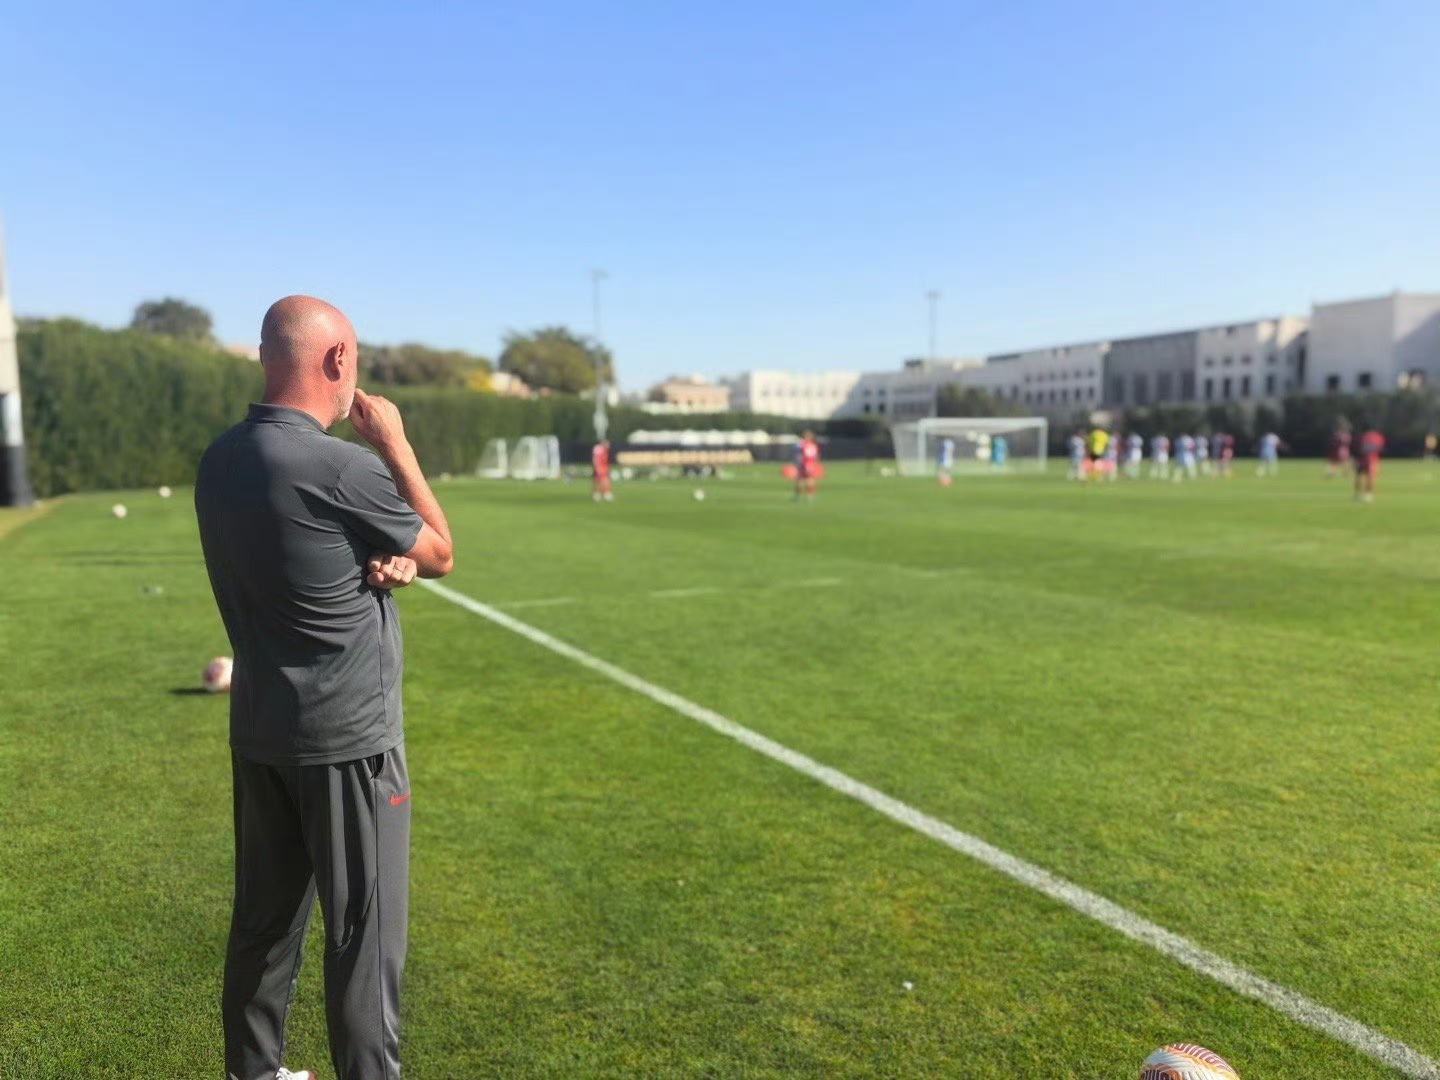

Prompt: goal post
xmin=474 ymin=438 xmax=508 ymax=479
xmin=509 ymin=435 xmax=562 ymax=480
xmin=892 ymin=417 xmax=1048 ymax=477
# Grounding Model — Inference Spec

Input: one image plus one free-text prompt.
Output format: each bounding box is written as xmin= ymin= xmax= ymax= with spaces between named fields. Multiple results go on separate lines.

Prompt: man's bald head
xmin=258 ymin=295 xmax=359 ymax=426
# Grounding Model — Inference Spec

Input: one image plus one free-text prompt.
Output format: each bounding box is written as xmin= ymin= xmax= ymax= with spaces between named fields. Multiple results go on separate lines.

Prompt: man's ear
xmin=323 ymin=340 xmax=348 ymax=381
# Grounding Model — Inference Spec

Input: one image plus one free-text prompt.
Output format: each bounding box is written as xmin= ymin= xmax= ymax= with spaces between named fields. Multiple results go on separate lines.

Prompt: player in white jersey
xmin=1149 ymin=434 xmax=1170 ymax=479
xmin=1067 ymin=433 xmax=1086 ymax=480
xmin=1123 ymin=432 xmax=1143 ymax=479
xmin=936 ymin=436 xmax=955 ymax=487
xmin=1195 ymin=433 xmax=1211 ymax=475
xmin=1256 ymin=431 xmax=1282 ymax=477
xmin=1175 ymin=434 xmax=1197 ymax=480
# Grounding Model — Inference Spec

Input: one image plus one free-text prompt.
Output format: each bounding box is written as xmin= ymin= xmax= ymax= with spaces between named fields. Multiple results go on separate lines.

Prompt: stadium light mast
xmin=926 ymin=289 xmax=941 ymax=364
xmin=0 ymin=217 xmax=34 ymax=507
xmin=591 ymin=268 xmax=609 ymax=440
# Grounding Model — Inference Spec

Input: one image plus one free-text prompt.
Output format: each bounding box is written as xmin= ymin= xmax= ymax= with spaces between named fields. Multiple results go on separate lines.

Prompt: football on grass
xmin=1139 ymin=1043 xmax=1238 ymax=1079
xmin=203 ymin=656 xmax=233 ymax=694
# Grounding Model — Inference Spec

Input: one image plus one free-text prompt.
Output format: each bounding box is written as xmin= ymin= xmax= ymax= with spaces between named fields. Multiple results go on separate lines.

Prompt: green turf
xmin=1 ymin=462 xmax=1436 ymax=1078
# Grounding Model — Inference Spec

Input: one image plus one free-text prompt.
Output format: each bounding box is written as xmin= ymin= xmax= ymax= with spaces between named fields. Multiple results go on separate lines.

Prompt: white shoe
xmin=277 ymin=1070 xmax=314 ymax=1080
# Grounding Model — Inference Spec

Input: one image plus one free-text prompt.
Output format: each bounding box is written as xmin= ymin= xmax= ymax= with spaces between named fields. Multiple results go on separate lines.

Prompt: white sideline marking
xmin=649 ymin=586 xmax=723 ymax=599
xmin=498 ymin=597 xmax=578 ymax=610
xmin=790 ymin=576 xmax=844 ymax=588
xmin=417 ymin=576 xmax=1437 ymax=1079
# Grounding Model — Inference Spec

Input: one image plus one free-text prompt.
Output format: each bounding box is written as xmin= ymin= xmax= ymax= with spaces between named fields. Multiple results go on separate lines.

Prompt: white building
xmin=1306 ymin=291 xmax=1440 ymax=394
xmin=1194 ymin=316 xmax=1308 ymax=403
xmin=724 ymin=370 xmax=862 ymax=420
xmin=962 ymin=341 xmax=1108 ymax=415
xmin=881 ymin=359 xmax=982 ymax=421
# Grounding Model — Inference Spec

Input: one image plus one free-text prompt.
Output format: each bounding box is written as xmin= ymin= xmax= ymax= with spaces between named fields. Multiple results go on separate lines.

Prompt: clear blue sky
xmin=3 ymin=1 xmax=1436 ymax=389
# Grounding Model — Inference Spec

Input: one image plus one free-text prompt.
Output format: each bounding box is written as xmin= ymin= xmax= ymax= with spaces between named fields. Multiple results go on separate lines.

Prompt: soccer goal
xmin=891 ymin=417 xmax=1048 ymax=477
xmin=474 ymin=438 xmax=508 ymax=479
xmin=508 ymin=435 xmax=563 ymax=480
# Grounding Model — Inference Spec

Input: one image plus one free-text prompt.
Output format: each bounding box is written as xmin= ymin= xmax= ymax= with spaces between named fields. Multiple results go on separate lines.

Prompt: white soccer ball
xmin=203 ymin=656 xmax=233 ymax=694
xmin=111 ymin=504 xmax=128 ymax=519
xmin=157 ymin=485 xmax=173 ymax=498
xmin=1139 ymin=1043 xmax=1238 ymax=1080
xmin=693 ymin=489 xmax=706 ymax=501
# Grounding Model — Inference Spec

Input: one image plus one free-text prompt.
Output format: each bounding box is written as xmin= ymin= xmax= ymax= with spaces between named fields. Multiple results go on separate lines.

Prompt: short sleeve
xmin=332 ymin=451 xmax=425 ymax=555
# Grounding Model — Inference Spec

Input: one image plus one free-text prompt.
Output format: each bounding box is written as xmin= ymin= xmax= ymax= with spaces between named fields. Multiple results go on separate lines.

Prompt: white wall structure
xmin=962 ymin=341 xmax=1107 ymax=415
xmin=724 ymin=370 xmax=863 ymax=420
xmin=1194 ymin=316 xmax=1308 ymax=403
xmin=1306 ymin=292 xmax=1440 ymax=394
xmin=0 ymin=221 xmax=35 ymax=506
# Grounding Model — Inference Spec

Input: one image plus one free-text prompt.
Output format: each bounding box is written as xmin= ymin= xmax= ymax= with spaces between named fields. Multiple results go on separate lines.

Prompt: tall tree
xmin=498 ymin=326 xmax=613 ymax=394
xmin=130 ymin=297 xmax=215 ymax=344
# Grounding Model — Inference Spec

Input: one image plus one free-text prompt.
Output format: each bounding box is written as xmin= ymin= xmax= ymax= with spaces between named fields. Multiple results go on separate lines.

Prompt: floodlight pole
xmin=591 ymin=268 xmax=609 ymax=441
xmin=926 ymin=289 xmax=940 ymax=363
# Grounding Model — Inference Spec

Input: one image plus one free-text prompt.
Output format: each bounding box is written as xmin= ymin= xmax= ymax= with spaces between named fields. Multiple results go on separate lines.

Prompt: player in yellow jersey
xmin=1086 ymin=427 xmax=1110 ymax=481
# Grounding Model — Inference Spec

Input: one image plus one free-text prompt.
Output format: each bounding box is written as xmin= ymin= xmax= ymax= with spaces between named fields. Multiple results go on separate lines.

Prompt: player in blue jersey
xmin=1175 ymin=434 xmax=1197 ymax=481
xmin=1256 ymin=431 xmax=1282 ymax=477
xmin=1124 ymin=432 xmax=1143 ymax=479
xmin=937 ymin=436 xmax=955 ymax=487
xmin=1195 ymin=432 xmax=1211 ymax=476
xmin=990 ymin=434 xmax=1008 ymax=470
xmin=1067 ymin=433 xmax=1086 ymax=480
xmin=1149 ymin=434 xmax=1170 ymax=480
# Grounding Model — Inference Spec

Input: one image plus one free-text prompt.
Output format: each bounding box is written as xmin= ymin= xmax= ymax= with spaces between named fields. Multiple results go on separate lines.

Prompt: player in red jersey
xmin=591 ymin=438 xmax=613 ymax=502
xmin=1326 ymin=428 xmax=1352 ymax=478
xmin=1354 ymin=429 xmax=1384 ymax=502
xmin=794 ymin=429 xmax=822 ymax=501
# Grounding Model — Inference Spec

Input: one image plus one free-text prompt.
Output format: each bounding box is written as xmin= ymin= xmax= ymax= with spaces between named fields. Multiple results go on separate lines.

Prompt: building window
xmin=1180 ymin=371 xmax=1196 ymax=401
xmin=1357 ymin=372 xmax=1372 ymax=389
xmin=1133 ymin=373 xmax=1149 ymax=404
xmin=862 ymin=403 xmax=870 ymax=413
xmin=1088 ymin=387 xmax=1095 ymax=400
xmin=1223 ymin=355 xmax=1233 ymax=366
xmin=878 ymin=402 xmax=886 ymax=413
xmin=1204 ymin=358 xmax=1214 ymax=368
xmin=1111 ymin=376 xmax=1125 ymax=403
xmin=1222 ymin=376 xmax=1232 ymax=400
xmin=1242 ymin=354 xmax=1252 ymax=365
xmin=1241 ymin=375 xmax=1251 ymax=397
xmin=1061 ymin=389 xmax=1069 ymax=403
xmin=1325 ymin=375 xmax=1340 ymax=392
xmin=1265 ymin=374 xmax=1275 ymax=395
xmin=1157 ymin=372 xmax=1174 ymax=401
xmin=1204 ymin=378 xmax=1214 ymax=401
xmin=1267 ymin=352 xmax=1277 ymax=365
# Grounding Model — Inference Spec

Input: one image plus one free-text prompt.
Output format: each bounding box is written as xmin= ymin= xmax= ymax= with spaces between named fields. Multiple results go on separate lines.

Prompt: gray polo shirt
xmin=195 ymin=404 xmax=424 ymax=766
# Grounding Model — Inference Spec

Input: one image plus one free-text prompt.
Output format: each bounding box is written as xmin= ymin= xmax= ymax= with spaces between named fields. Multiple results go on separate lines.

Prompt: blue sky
xmin=3 ymin=1 xmax=1436 ymax=389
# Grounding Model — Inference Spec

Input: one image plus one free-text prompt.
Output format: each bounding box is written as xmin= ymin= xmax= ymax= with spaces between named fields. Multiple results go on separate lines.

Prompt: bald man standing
xmin=195 ymin=296 xmax=453 ymax=1080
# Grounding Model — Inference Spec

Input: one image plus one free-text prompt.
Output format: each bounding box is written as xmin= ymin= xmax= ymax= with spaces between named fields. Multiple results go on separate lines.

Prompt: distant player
xmin=937 ymin=435 xmax=955 ymax=487
xmin=990 ymin=434 xmax=1008 ymax=470
xmin=1100 ymin=435 xmax=1119 ymax=481
xmin=795 ymin=429 xmax=822 ymax=501
xmin=1195 ymin=433 xmax=1211 ymax=475
xmin=1149 ymin=433 xmax=1170 ymax=480
xmin=1124 ymin=432 xmax=1143 ymax=479
xmin=1086 ymin=427 xmax=1109 ymax=482
xmin=1175 ymin=434 xmax=1197 ymax=480
xmin=1255 ymin=431 xmax=1282 ymax=477
xmin=1354 ymin=429 xmax=1384 ymax=502
xmin=1067 ymin=433 xmax=1086 ymax=480
xmin=592 ymin=438 xmax=613 ymax=502
xmin=1326 ymin=429 xmax=1352 ymax=478
xmin=1218 ymin=433 xmax=1235 ymax=477
xmin=1424 ymin=432 xmax=1438 ymax=463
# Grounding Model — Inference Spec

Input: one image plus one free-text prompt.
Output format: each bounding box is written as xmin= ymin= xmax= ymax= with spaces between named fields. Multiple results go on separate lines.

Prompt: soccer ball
xmin=157 ymin=485 xmax=173 ymax=498
xmin=111 ymin=504 xmax=128 ymax=519
xmin=693 ymin=489 xmax=706 ymax=501
xmin=203 ymin=656 xmax=233 ymax=694
xmin=1139 ymin=1043 xmax=1238 ymax=1079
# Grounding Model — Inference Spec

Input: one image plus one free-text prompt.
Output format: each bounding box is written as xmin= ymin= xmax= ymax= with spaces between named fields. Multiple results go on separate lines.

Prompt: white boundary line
xmin=416 ymin=577 xmax=1438 ymax=1079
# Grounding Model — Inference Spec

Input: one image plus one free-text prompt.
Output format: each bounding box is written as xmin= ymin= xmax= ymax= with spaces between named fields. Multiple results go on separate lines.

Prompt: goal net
xmin=508 ymin=435 xmax=562 ymax=480
xmin=474 ymin=438 xmax=508 ymax=479
xmin=891 ymin=417 xmax=1048 ymax=477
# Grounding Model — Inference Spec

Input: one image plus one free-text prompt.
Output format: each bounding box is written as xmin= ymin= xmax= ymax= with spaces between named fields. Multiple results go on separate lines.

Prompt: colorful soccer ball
xmin=1139 ymin=1043 xmax=1238 ymax=1080
xmin=111 ymin=504 xmax=128 ymax=519
xmin=203 ymin=656 xmax=233 ymax=694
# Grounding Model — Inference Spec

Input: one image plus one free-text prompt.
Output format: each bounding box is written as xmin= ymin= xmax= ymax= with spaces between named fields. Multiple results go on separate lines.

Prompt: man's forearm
xmin=381 ymin=440 xmax=452 ymax=549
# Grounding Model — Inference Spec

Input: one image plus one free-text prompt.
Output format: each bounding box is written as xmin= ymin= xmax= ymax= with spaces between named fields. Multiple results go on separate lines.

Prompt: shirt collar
xmin=247 ymin=403 xmax=327 ymax=432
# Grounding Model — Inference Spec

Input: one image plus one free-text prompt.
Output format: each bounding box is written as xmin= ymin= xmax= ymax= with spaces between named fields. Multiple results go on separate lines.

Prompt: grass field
xmin=1 ymin=461 xmax=1436 ymax=1078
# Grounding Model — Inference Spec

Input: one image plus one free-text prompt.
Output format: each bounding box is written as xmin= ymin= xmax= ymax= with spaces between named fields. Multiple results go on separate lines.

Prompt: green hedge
xmin=17 ymin=319 xmax=887 ymax=494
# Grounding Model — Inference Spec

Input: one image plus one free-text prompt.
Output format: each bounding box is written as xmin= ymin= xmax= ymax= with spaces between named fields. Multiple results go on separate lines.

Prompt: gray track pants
xmin=223 ymin=744 xmax=410 ymax=1080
